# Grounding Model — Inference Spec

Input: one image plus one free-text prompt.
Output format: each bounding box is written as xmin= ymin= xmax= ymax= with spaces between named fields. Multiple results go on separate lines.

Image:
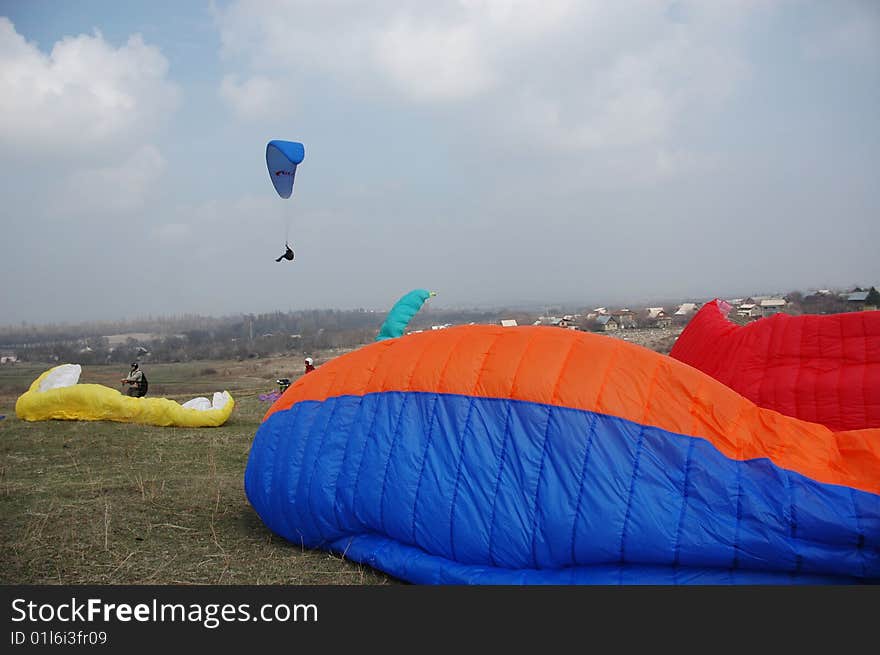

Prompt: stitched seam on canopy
xmin=326 ymin=342 xmax=386 ymax=527
xmin=349 ymin=391 xmax=392 ymax=530
xmin=836 ymin=317 xmax=845 ymax=431
xmin=518 ymin=338 xmax=576 ymax=568
xmin=569 ymin=340 xmax=623 ymax=565
xmin=617 ymin=359 xmax=663 ymax=568
xmin=408 ymin=330 xmax=472 ymax=550
xmin=642 ymin=359 xmax=663 ymax=424
xmin=569 ymin=411 xmax=599 ymax=566
xmin=510 ymin=330 xmax=541 ymax=400
xmin=792 ymin=318 xmax=807 ymax=425
xmin=759 ymin=320 xmax=776 ymax=412
xmin=378 ymin=394 xmax=412 ymax=534
xmin=726 ymin=393 xmax=748 ymax=462
xmin=260 ymin=412 xmax=281 ymax=536
xmin=448 ymin=395 xmax=478 ymax=560
xmin=261 ymin=409 xmax=283 ymax=521
xmin=483 ymin=328 xmax=542 ymax=565
xmin=302 ymin=356 xmax=361 ymax=542
xmin=550 ymin=340 xmax=578 ymax=406
xmin=265 ymin=404 xmax=297 ymax=540
xmin=316 ymin=394 xmax=366 ymax=535
xmin=785 ymin=468 xmax=802 ymax=574
xmin=448 ymin=332 xmax=505 ymax=557
xmin=673 ymin=375 xmax=706 ymax=578
xmin=732 ymin=460 xmax=743 ymax=570
xmin=409 ymin=393 xmax=440 ymax=547
xmin=618 ymin=422 xmax=647 ymax=580
xmin=487 ymin=401 xmax=515 ymax=567
xmin=441 ymin=328 xmax=488 ymax=559
xmin=376 ymin=334 xmax=437 ymax=535
xmin=332 ymin=393 xmax=381 ymax=530
xmin=672 ymin=437 xmax=697 ymax=575
xmin=306 ymin=356 xmax=363 ymax=540
xmin=849 ymin=487 xmax=867 ymax=579
xmin=596 ymin=340 xmax=624 ymax=415
xmin=529 ymin=404 xmax=555 ymax=568
xmin=471 ymin=332 xmax=504 ymax=397
xmin=283 ymin=400 xmax=326 ymax=544
xmin=620 ymin=358 xmax=662 ymax=570
xmin=303 ymin=388 xmax=353 ymax=545
xmin=860 ymin=312 xmax=870 ymax=430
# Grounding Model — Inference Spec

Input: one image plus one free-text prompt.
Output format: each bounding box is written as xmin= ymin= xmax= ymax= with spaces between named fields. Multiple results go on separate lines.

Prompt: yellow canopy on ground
xmin=16 ymin=364 xmax=234 ymax=428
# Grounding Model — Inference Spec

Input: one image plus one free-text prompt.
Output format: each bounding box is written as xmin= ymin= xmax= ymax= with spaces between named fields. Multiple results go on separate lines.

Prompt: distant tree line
xmin=3 ymin=288 xmax=875 ymax=365
xmin=1 ymin=307 xmax=505 ymax=364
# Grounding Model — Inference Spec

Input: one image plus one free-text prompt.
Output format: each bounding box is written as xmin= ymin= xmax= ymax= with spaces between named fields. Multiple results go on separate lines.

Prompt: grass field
xmin=0 ymin=354 xmax=394 ymax=584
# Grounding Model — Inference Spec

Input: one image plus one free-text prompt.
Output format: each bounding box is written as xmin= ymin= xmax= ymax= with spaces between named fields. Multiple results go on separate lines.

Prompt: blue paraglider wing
xmin=266 ymin=140 xmax=305 ymax=199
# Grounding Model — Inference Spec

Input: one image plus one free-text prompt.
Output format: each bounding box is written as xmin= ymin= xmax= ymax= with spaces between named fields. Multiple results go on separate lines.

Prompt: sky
xmin=1 ymin=0 xmax=878 ymax=325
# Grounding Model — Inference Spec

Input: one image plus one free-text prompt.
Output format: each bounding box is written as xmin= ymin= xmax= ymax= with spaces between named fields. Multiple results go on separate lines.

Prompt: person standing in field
xmin=120 ymin=362 xmax=148 ymax=397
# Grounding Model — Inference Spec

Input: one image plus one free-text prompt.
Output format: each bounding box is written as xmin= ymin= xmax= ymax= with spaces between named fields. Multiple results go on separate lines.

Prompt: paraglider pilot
xmin=121 ymin=362 xmax=147 ymax=397
xmin=275 ymin=243 xmax=294 ymax=262
xmin=304 ymin=357 xmax=316 ymax=374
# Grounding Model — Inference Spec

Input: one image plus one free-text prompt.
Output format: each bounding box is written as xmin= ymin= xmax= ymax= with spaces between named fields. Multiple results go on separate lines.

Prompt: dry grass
xmin=0 ymin=356 xmax=395 ymax=585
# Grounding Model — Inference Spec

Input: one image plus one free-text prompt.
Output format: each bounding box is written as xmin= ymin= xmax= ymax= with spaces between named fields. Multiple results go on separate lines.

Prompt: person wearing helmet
xmin=121 ymin=362 xmax=148 ymax=397
xmin=304 ymin=357 xmax=316 ymax=374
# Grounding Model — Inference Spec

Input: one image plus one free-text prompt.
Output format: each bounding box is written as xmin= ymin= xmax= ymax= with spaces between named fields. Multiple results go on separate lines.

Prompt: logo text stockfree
xmin=11 ymin=598 xmax=318 ymax=630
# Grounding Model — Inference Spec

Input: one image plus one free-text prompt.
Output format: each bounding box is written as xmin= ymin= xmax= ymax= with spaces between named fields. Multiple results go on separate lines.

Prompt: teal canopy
xmin=375 ymin=289 xmax=435 ymax=341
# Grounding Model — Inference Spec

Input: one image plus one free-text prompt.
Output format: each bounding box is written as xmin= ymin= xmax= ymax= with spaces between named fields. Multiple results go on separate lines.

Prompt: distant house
xmin=674 ymin=303 xmax=698 ymax=316
xmin=610 ymin=309 xmax=636 ymax=329
xmin=596 ymin=315 xmax=619 ymax=331
xmin=0 ymin=352 xmax=18 ymax=364
xmin=759 ymin=298 xmax=787 ymax=316
xmin=500 ymin=319 xmax=518 ymax=327
xmin=646 ymin=307 xmax=665 ymax=319
xmin=737 ymin=303 xmax=762 ymax=319
xmin=848 ymin=287 xmax=880 ymax=310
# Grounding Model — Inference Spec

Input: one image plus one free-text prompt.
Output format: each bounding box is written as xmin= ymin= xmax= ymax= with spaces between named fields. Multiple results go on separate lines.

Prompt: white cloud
xmin=58 ymin=145 xmax=166 ymax=215
xmin=219 ymin=74 xmax=287 ymax=120
xmin=503 ymin=26 xmax=747 ymax=153
xmin=372 ymin=19 xmax=493 ymax=101
xmin=215 ymin=0 xmax=576 ymax=102
xmin=214 ymin=0 xmax=755 ymax=163
xmin=0 ymin=17 xmax=179 ymax=156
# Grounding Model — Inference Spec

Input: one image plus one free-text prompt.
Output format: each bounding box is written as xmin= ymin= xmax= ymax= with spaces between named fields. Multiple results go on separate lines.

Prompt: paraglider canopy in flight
xmin=266 ymin=140 xmax=305 ymax=199
xmin=376 ymin=289 xmax=437 ymax=341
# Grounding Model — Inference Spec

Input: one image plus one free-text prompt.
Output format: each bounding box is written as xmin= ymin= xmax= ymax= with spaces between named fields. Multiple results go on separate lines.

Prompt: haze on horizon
xmin=1 ymin=1 xmax=878 ymax=328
